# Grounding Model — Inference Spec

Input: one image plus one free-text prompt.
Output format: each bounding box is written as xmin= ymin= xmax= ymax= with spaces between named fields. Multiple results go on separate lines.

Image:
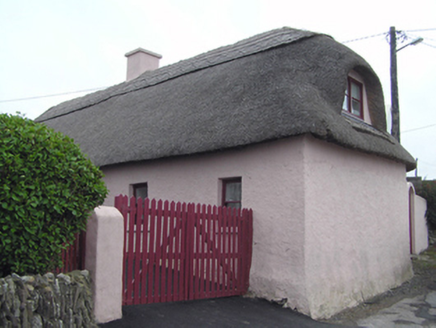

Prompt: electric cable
xmin=0 ymin=86 xmax=109 ymax=103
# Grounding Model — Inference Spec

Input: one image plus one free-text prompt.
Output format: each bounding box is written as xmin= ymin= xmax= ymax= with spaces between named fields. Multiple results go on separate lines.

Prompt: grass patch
xmin=412 ymin=242 xmax=436 ymax=271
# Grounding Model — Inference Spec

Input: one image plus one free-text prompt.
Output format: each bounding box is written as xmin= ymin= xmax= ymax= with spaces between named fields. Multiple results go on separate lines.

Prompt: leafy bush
xmin=416 ymin=180 xmax=436 ymax=230
xmin=0 ymin=114 xmax=108 ymax=276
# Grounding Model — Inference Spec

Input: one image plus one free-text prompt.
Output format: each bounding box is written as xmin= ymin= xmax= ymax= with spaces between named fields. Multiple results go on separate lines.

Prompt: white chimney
xmin=125 ymin=48 xmax=162 ymax=81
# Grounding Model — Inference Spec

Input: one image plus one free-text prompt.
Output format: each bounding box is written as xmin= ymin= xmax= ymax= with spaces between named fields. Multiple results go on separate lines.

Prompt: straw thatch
xmin=36 ymin=27 xmax=415 ymax=171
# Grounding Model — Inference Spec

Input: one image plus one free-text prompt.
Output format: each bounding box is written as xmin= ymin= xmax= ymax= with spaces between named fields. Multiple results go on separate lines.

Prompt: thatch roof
xmin=36 ymin=27 xmax=416 ymax=171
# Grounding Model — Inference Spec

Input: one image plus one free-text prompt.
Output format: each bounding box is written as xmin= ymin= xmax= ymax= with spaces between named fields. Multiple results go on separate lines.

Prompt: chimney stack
xmin=125 ymin=48 xmax=162 ymax=81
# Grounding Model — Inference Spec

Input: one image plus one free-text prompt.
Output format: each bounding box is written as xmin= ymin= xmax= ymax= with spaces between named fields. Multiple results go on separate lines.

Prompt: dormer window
xmin=342 ymin=77 xmax=363 ymax=119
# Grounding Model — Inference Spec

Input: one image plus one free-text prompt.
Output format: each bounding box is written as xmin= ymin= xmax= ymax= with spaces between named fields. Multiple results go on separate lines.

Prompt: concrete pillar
xmin=85 ymin=206 xmax=124 ymax=324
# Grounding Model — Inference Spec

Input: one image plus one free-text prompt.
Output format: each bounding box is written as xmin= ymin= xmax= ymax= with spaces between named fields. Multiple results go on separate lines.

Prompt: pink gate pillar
xmin=85 ymin=206 xmax=124 ymax=324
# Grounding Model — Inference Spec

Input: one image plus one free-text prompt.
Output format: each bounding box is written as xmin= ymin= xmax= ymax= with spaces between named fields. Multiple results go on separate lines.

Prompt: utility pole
xmin=390 ymin=26 xmax=400 ymax=143
xmin=389 ymin=26 xmax=423 ymax=143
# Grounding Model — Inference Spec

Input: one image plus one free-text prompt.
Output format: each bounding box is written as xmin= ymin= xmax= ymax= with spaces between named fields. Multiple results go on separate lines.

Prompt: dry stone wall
xmin=0 ymin=270 xmax=96 ymax=328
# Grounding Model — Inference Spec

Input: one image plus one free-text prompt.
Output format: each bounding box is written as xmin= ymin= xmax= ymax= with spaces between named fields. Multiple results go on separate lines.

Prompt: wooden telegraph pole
xmin=389 ymin=27 xmax=423 ymax=143
xmin=390 ymin=26 xmax=400 ymax=143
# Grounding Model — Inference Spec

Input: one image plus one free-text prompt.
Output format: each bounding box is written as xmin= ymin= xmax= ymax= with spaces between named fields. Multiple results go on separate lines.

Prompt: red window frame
xmin=221 ymin=178 xmax=242 ymax=209
xmin=343 ymin=77 xmax=363 ymax=119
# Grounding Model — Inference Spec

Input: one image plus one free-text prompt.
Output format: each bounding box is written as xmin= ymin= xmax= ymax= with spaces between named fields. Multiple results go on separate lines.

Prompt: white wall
xmin=103 ymin=137 xmax=310 ymax=311
xmin=303 ymin=136 xmax=412 ymax=319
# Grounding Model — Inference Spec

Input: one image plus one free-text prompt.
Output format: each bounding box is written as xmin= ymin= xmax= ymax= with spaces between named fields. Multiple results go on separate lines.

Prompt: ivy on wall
xmin=416 ymin=180 xmax=436 ymax=230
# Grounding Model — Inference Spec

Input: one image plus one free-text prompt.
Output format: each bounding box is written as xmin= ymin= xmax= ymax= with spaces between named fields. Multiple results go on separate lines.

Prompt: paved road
xmin=99 ymin=297 xmax=347 ymax=328
xmin=357 ymin=291 xmax=436 ymax=327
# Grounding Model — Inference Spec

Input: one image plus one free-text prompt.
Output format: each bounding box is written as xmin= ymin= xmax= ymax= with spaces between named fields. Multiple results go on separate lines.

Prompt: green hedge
xmin=0 ymin=114 xmax=108 ymax=276
xmin=416 ymin=180 xmax=436 ymax=230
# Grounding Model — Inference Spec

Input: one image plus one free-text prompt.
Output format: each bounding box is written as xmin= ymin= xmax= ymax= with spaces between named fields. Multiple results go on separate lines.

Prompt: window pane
xmin=227 ymin=202 xmax=241 ymax=209
xmin=351 ymin=82 xmax=361 ymax=100
xmin=225 ymin=182 xmax=241 ymax=202
xmin=342 ymin=94 xmax=349 ymax=111
xmin=135 ymin=185 xmax=148 ymax=199
xmin=351 ymin=99 xmax=361 ymax=116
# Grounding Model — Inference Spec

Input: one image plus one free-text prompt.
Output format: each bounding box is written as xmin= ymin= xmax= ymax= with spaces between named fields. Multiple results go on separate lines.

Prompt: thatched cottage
xmin=36 ymin=27 xmax=416 ymax=319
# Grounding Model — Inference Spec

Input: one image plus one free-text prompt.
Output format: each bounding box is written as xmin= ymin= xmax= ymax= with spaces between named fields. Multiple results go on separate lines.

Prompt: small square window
xmin=132 ymin=183 xmax=148 ymax=199
xmin=342 ymin=77 xmax=363 ymax=119
xmin=222 ymin=178 xmax=242 ymax=209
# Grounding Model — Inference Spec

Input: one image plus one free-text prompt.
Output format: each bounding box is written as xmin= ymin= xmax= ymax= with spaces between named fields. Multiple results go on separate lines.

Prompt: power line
xmin=342 ymin=28 xmax=436 ymax=45
xmin=0 ymin=87 xmax=109 ymax=103
xmin=423 ymin=36 xmax=436 ymax=42
xmin=402 ymin=123 xmax=436 ymax=133
xmin=408 ymin=32 xmax=436 ymax=42
xmin=3 ymin=28 xmax=435 ymax=104
xmin=419 ymin=160 xmax=436 ymax=168
xmin=407 ymin=32 xmax=436 ymax=49
xmin=341 ymin=32 xmax=386 ymax=44
xmin=404 ymin=28 xmax=436 ymax=33
xmin=423 ymin=42 xmax=436 ymax=49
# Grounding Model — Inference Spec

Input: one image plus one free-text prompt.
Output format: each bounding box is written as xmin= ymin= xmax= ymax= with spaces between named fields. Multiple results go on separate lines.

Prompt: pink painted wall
xmin=85 ymin=206 xmax=124 ymax=323
xmin=414 ymin=195 xmax=428 ymax=254
xmin=101 ymin=135 xmax=412 ymax=319
xmin=303 ymin=136 xmax=412 ymax=318
xmin=103 ymin=137 xmax=309 ymax=311
xmin=125 ymin=48 xmax=162 ymax=81
xmin=408 ymin=183 xmax=429 ymax=255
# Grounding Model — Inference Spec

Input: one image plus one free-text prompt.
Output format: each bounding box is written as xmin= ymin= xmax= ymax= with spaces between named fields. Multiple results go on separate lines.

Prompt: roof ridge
xmin=121 ymin=28 xmax=318 ymax=96
xmin=36 ymin=27 xmax=318 ymax=122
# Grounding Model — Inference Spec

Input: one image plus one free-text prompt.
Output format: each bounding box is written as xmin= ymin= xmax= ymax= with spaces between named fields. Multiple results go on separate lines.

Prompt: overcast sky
xmin=1 ymin=0 xmax=435 ymax=179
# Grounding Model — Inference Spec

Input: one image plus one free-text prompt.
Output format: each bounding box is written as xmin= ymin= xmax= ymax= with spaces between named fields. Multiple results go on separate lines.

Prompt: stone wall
xmin=0 ymin=270 xmax=96 ymax=328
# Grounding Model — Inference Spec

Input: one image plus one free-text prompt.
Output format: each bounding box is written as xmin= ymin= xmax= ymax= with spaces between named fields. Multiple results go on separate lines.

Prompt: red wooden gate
xmin=115 ymin=195 xmax=253 ymax=306
xmin=55 ymin=231 xmax=86 ymax=273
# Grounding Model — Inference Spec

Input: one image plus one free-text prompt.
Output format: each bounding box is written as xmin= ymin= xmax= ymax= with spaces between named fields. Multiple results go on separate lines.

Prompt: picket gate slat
xmin=167 ymin=201 xmax=176 ymax=302
xmin=178 ymin=202 xmax=187 ymax=301
xmin=126 ymin=196 xmax=136 ymax=305
xmin=232 ymin=208 xmax=239 ymax=291
xmin=160 ymin=201 xmax=168 ymax=302
xmin=204 ymin=205 xmax=212 ymax=298
xmin=194 ymin=203 xmax=202 ymax=300
xmin=216 ymin=206 xmax=223 ymax=298
xmin=140 ymin=198 xmax=150 ymax=303
xmin=185 ymin=203 xmax=195 ymax=300
xmin=115 ymin=195 xmax=253 ymax=306
xmin=210 ymin=206 xmax=217 ymax=297
xmin=147 ymin=199 xmax=157 ymax=302
xmin=154 ymin=200 xmax=163 ymax=303
xmin=133 ymin=198 xmax=142 ymax=305
xmin=224 ymin=207 xmax=230 ymax=296
xmin=173 ymin=202 xmax=182 ymax=301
